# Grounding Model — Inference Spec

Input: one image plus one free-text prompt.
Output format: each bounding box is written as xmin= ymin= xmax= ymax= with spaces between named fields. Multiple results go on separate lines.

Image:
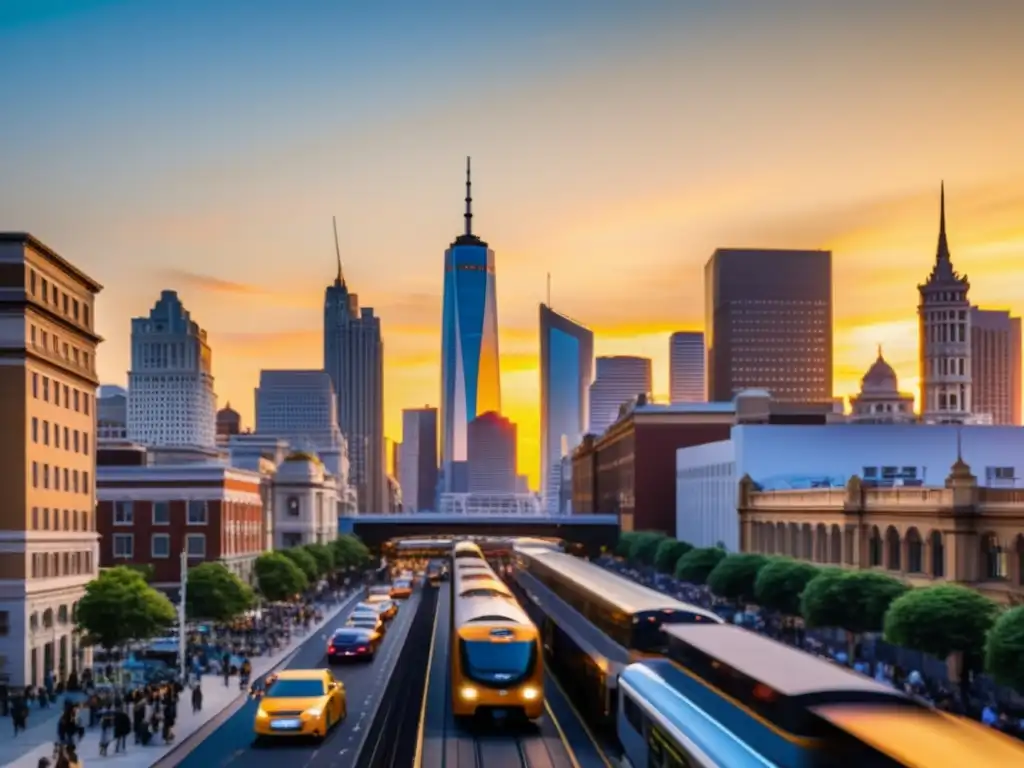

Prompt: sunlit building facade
xmin=539 ymin=304 xmax=593 ymax=513
xmin=440 ymin=158 xmax=501 ymax=490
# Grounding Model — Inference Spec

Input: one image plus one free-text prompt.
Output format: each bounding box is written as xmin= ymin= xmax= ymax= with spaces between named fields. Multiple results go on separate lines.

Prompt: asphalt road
xmin=173 ymin=591 xmax=423 ymax=768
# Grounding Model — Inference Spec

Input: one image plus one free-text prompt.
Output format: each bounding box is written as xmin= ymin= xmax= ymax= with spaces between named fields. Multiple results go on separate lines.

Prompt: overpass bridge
xmin=338 ymin=513 xmax=619 ymax=555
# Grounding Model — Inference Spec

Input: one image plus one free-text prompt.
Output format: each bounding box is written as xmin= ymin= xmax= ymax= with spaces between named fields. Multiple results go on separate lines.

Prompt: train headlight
xmin=460 ymin=686 xmax=478 ymax=700
xmin=521 ymin=687 xmax=540 ymax=701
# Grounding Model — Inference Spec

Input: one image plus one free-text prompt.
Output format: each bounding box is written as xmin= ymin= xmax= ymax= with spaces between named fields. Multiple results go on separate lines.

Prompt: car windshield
xmin=265 ymin=679 xmax=325 ymax=698
xmin=349 ymin=617 xmax=376 ymax=626
xmin=369 ymin=587 xmax=391 ymax=596
xmin=395 ymin=580 xmax=411 ymax=588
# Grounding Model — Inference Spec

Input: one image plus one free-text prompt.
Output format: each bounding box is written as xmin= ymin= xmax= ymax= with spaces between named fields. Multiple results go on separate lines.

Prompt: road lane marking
xmin=413 ymin=591 xmax=440 ymax=768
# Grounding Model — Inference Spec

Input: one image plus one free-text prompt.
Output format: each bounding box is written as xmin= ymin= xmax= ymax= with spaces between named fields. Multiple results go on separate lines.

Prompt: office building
xmin=705 ymin=248 xmax=833 ymax=403
xmin=588 ymin=356 xmax=652 ymax=436
xmin=467 ymin=411 xmax=517 ymax=494
xmin=324 ymin=222 xmax=385 ymax=514
xmin=669 ymin=331 xmax=705 ymax=403
xmin=0 ymin=232 xmax=102 ymax=688
xmin=676 ymin=422 xmax=1024 ymax=553
xmin=918 ymin=184 xmax=972 ymax=423
xmin=971 ymin=308 xmax=1022 ymax=426
xmin=255 ymin=370 xmax=344 ymax=452
xmin=440 ymin=158 xmax=502 ymax=489
xmin=127 ymin=290 xmax=217 ymax=448
xmin=539 ymin=304 xmax=594 ymax=513
xmin=399 ymin=407 xmax=438 ymax=512
xmin=97 ymin=385 xmax=128 ymax=441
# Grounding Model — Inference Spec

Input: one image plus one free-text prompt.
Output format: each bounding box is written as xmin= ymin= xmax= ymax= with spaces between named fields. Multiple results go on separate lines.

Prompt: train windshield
xmin=632 ymin=610 xmax=715 ymax=653
xmin=460 ymin=639 xmax=535 ymax=686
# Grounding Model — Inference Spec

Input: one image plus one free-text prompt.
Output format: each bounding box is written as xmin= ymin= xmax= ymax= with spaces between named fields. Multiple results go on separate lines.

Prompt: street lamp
xmin=178 ymin=548 xmax=188 ymax=683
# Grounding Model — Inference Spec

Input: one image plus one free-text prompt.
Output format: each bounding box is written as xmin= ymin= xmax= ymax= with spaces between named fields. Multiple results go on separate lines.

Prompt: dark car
xmin=327 ymin=628 xmax=379 ymax=663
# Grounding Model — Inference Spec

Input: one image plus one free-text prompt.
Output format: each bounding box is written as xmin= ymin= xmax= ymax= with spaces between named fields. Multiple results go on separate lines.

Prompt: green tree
xmin=76 ymin=567 xmax=176 ymax=650
xmin=654 ymin=538 xmax=693 ymax=575
xmin=885 ymin=584 xmax=1000 ymax=703
xmin=281 ymin=547 xmax=318 ymax=582
xmin=802 ymin=570 xmax=908 ymax=655
xmin=675 ymin=547 xmax=726 ymax=585
xmin=303 ymin=543 xmax=335 ymax=576
xmin=615 ymin=532 xmax=637 ymax=558
xmin=629 ymin=532 xmax=666 ymax=566
xmin=986 ymin=606 xmax=1024 ymax=694
xmin=753 ymin=558 xmax=820 ymax=617
xmin=707 ymin=553 xmax=769 ymax=605
xmin=185 ymin=562 xmax=254 ymax=622
xmin=125 ymin=564 xmax=155 ymax=582
xmin=254 ymin=552 xmax=308 ymax=602
xmin=332 ymin=535 xmax=373 ymax=570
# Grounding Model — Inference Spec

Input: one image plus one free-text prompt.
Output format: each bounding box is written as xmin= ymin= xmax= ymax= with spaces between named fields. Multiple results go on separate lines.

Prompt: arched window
xmin=885 ymin=527 xmax=901 ymax=571
xmin=982 ymin=534 xmax=1006 ymax=580
xmin=776 ymin=523 xmax=787 ymax=555
xmin=815 ymin=524 xmax=828 ymax=562
xmin=868 ymin=526 xmax=883 ymax=567
xmin=1016 ymin=535 xmax=1024 ymax=586
xmin=829 ymin=524 xmax=842 ymax=564
xmin=929 ymin=530 xmax=944 ymax=578
xmin=789 ymin=524 xmax=800 ymax=557
xmin=801 ymin=524 xmax=813 ymax=560
xmin=906 ymin=528 xmax=923 ymax=573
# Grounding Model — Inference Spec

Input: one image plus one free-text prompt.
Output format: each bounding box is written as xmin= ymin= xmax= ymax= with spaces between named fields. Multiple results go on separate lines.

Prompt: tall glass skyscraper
xmin=440 ymin=158 xmax=501 ymax=489
xmin=539 ymin=304 xmax=593 ymax=512
xmin=324 ymin=219 xmax=385 ymax=513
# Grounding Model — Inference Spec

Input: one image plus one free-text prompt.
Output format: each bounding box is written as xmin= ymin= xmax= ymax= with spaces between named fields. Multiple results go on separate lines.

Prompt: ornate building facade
xmin=848 ymin=347 xmax=916 ymax=423
xmin=738 ymin=457 xmax=1024 ymax=604
xmin=918 ymin=184 xmax=973 ymax=424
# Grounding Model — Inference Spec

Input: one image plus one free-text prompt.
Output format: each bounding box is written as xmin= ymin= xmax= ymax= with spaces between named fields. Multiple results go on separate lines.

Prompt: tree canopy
xmin=802 ymin=570 xmax=908 ymax=635
xmin=332 ymin=535 xmax=372 ymax=570
xmin=674 ymin=547 xmax=726 ymax=585
xmin=76 ymin=567 xmax=176 ymax=650
xmin=654 ymin=538 xmax=693 ymax=575
xmin=614 ymin=532 xmax=637 ymax=558
xmin=302 ymin=543 xmax=335 ymax=576
xmin=884 ymin=584 xmax=999 ymax=663
xmin=281 ymin=547 xmax=319 ymax=582
xmin=629 ymin=532 xmax=666 ymax=566
xmin=707 ymin=553 xmax=769 ymax=605
xmin=753 ymin=558 xmax=820 ymax=616
xmin=986 ymin=606 xmax=1024 ymax=693
xmin=186 ymin=562 xmax=254 ymax=622
xmin=254 ymin=552 xmax=308 ymax=601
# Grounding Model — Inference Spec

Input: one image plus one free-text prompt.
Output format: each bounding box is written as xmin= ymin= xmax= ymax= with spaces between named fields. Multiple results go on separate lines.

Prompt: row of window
xmin=29 ymin=324 xmax=92 ymax=371
xmin=112 ymin=532 xmax=206 ymax=558
xmin=31 ymin=373 xmax=92 ymax=415
xmin=31 ymin=418 xmax=91 ymax=455
xmin=31 ymin=507 xmax=91 ymax=532
xmin=113 ymin=500 xmax=208 ymax=526
xmin=31 ymin=463 xmax=89 ymax=494
xmin=31 ymin=550 xmax=94 ymax=579
xmin=28 ymin=268 xmax=92 ymax=329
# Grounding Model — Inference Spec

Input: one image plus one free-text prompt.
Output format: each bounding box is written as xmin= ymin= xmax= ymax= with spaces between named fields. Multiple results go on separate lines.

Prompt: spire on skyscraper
xmin=464 ymin=156 xmax=473 ymax=236
xmin=935 ymin=180 xmax=950 ymax=266
xmin=333 ymin=215 xmax=345 ymax=287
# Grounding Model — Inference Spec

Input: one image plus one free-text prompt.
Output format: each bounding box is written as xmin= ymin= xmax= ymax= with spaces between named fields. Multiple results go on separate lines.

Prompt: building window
xmin=113 ymin=534 xmax=133 ymax=559
xmin=151 ymin=534 xmax=171 ymax=559
xmin=153 ymin=501 xmax=170 ymax=525
xmin=287 ymin=496 xmax=300 ymax=516
xmin=186 ymin=533 xmax=206 ymax=558
xmin=0 ymin=610 xmax=8 ymax=636
xmin=113 ymin=501 xmax=134 ymax=525
xmin=187 ymin=500 xmax=208 ymax=525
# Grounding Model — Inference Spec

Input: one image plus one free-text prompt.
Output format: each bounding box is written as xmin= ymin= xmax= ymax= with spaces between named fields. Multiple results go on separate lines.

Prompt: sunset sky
xmin=3 ymin=1 xmax=1024 ymax=492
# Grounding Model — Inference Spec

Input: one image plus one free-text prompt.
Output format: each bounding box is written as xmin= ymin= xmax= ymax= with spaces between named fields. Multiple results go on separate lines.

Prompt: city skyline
xmin=4 ymin=2 xmax=1024 ymax=488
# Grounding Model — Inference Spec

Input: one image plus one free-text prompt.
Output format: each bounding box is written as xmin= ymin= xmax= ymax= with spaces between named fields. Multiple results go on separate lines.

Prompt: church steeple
xmin=935 ymin=180 xmax=951 ymax=267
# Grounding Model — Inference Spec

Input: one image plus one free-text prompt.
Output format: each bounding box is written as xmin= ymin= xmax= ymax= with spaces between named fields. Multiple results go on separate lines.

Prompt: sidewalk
xmin=2 ymin=590 xmax=363 ymax=768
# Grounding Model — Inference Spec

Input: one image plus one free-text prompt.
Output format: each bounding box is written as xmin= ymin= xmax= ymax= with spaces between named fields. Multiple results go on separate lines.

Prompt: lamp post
xmin=178 ymin=548 xmax=188 ymax=684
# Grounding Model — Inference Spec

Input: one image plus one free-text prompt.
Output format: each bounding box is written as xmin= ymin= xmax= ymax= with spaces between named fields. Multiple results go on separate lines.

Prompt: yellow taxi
xmin=362 ymin=597 xmax=398 ymax=621
xmin=253 ymin=669 xmax=346 ymax=741
xmin=390 ymin=578 xmax=413 ymax=600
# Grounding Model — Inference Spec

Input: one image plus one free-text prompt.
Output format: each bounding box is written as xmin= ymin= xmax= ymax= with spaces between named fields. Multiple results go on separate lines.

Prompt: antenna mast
xmin=332 ymin=216 xmax=344 ymax=285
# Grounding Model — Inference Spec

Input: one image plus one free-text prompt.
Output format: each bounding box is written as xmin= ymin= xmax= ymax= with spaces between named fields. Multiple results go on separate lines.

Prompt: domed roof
xmin=284 ymin=451 xmax=321 ymax=464
xmin=217 ymin=402 xmax=240 ymax=419
xmin=277 ymin=451 xmax=324 ymax=483
xmin=861 ymin=346 xmax=898 ymax=393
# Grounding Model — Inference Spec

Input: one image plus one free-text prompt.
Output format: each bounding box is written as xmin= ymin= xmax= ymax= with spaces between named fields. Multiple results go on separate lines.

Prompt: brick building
xmin=97 ymin=446 xmax=266 ymax=594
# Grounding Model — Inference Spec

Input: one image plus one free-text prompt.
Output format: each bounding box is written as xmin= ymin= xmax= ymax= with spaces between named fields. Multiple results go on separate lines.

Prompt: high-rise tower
xmin=324 ymin=218 xmax=386 ymax=513
xmin=440 ymin=158 xmax=501 ymax=490
xmin=918 ymin=183 xmax=972 ymax=423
